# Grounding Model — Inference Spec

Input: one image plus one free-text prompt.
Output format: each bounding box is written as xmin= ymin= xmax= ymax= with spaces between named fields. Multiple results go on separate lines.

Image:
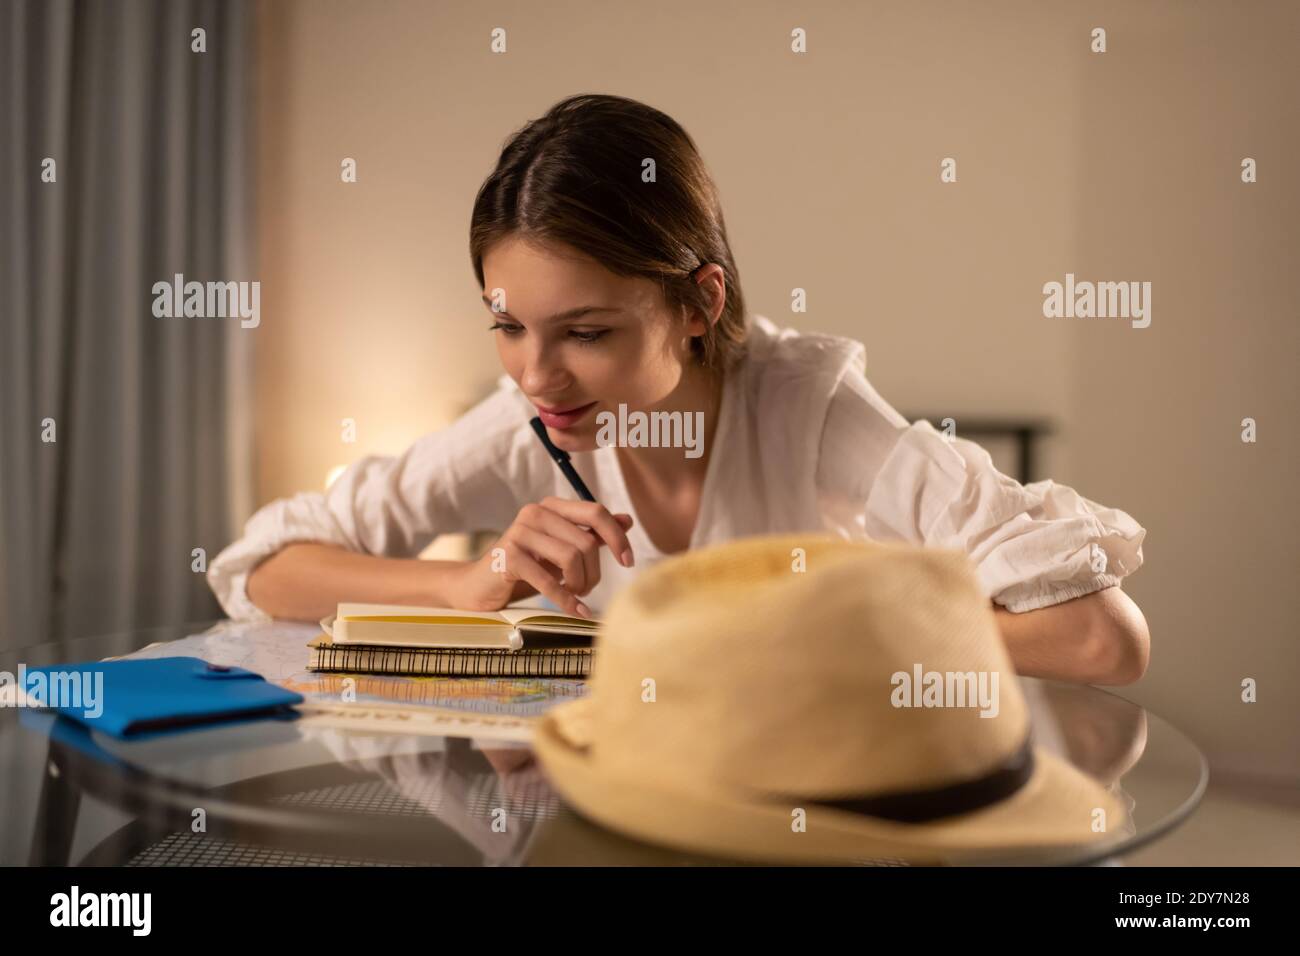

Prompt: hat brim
xmin=532 ymin=699 xmax=1131 ymax=865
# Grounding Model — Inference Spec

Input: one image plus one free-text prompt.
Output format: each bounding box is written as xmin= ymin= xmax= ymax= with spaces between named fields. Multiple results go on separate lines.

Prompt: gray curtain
xmin=0 ymin=0 xmax=255 ymax=652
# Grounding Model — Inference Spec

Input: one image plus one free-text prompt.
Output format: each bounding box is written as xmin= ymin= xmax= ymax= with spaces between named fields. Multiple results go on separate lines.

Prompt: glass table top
xmin=0 ymin=619 xmax=1207 ymax=866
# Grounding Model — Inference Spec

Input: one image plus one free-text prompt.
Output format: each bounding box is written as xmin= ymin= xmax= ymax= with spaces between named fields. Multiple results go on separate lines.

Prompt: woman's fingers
xmin=501 ymin=542 xmax=591 ymax=618
xmin=488 ymin=499 xmax=637 ymax=618
xmin=540 ymin=497 xmax=636 ymax=567
xmin=522 ymin=506 xmax=603 ymax=594
xmin=510 ymin=524 xmax=589 ymax=595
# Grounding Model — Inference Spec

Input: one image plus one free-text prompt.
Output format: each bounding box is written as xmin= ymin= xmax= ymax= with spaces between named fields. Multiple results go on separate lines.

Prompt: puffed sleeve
xmin=206 ymin=379 xmax=535 ymax=621
xmin=816 ymin=371 xmax=1146 ymax=613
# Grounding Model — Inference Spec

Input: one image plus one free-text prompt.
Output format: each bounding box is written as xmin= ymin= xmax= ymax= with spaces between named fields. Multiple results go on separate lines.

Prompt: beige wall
xmin=1068 ymin=6 xmax=1298 ymax=782
xmin=255 ymin=1 xmax=1298 ymax=781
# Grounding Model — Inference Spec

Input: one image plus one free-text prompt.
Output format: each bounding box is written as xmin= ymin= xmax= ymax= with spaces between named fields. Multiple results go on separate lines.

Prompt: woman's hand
xmin=453 ymin=497 xmax=636 ymax=617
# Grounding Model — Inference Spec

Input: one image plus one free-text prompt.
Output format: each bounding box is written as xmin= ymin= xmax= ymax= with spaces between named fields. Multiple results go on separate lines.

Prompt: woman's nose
xmin=520 ymin=348 xmax=573 ymax=394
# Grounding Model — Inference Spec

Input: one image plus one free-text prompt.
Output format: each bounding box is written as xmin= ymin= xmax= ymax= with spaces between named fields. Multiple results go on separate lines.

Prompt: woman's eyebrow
xmin=480 ymin=297 xmax=621 ymax=323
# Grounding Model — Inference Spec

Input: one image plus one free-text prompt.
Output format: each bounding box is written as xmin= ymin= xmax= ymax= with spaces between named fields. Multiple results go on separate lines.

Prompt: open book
xmin=320 ymin=602 xmax=598 ymax=650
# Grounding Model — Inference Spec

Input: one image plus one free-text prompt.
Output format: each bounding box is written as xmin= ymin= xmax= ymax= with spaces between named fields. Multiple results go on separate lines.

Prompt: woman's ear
xmin=693 ymin=263 xmax=726 ymax=327
xmin=682 ymin=263 xmax=726 ymax=337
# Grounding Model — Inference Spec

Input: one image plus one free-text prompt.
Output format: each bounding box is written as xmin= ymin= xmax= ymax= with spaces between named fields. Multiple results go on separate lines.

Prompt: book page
xmin=498 ymin=606 xmax=599 ymax=628
xmin=336 ymin=602 xmax=508 ymax=624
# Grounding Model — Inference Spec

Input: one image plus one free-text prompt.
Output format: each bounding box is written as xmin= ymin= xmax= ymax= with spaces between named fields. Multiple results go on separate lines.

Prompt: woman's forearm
xmin=245 ymin=542 xmax=468 ymax=623
xmin=992 ymin=586 xmax=1150 ymax=686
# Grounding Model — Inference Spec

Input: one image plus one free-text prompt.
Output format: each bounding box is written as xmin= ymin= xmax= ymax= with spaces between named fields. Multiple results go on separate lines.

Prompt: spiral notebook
xmin=310 ymin=602 xmax=597 ymax=677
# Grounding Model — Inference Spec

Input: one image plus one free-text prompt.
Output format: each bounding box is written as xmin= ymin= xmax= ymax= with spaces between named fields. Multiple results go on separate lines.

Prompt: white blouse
xmin=207 ymin=314 xmax=1146 ymax=621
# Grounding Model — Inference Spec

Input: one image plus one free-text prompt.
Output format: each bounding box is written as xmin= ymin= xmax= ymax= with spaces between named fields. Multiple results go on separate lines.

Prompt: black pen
xmin=529 ymin=416 xmax=597 ymax=502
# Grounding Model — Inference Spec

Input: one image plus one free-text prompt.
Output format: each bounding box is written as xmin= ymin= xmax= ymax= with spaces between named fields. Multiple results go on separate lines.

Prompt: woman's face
xmin=481 ymin=236 xmax=706 ymax=452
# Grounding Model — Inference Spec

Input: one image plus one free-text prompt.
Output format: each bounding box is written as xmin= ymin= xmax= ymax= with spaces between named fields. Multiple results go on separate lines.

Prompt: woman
xmin=209 ymin=94 xmax=1150 ymax=685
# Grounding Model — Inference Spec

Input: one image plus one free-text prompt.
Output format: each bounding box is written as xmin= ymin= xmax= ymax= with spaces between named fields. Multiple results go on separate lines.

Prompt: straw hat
xmin=532 ymin=533 xmax=1129 ymax=864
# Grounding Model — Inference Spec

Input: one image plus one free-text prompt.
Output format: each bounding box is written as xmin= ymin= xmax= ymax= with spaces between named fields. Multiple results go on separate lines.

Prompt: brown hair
xmin=469 ymin=94 xmax=748 ymax=373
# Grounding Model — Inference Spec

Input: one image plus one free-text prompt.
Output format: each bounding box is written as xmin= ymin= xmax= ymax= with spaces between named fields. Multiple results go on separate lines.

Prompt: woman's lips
xmin=535 ymin=401 xmax=598 ymax=430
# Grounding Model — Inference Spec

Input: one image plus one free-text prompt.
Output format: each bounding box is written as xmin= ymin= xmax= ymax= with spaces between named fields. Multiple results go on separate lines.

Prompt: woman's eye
xmin=488 ymin=322 xmax=608 ymax=345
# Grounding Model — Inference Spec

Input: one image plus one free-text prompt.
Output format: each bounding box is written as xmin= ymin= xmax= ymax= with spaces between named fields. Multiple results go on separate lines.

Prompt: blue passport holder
xmin=20 ymin=656 xmax=304 ymax=739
